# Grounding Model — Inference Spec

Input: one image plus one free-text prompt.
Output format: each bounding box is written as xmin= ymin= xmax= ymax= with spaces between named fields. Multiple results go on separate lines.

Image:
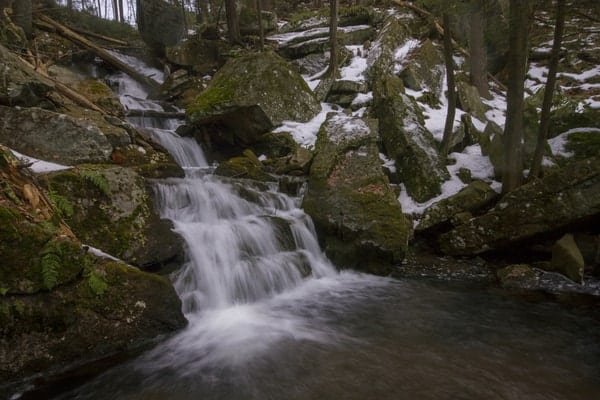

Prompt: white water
xmin=109 ymin=54 xmax=377 ymax=371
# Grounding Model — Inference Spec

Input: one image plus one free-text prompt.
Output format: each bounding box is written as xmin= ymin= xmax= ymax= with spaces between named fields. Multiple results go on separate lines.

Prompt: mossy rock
xmin=214 ymin=156 xmax=275 ymax=182
xmin=564 ymin=129 xmax=600 ymax=161
xmin=373 ymin=75 xmax=449 ymax=202
xmin=46 ymin=165 xmax=183 ymax=269
xmin=0 ymin=258 xmax=185 ymax=387
xmin=440 ymin=157 xmax=600 ymax=255
xmin=187 ymin=51 xmax=320 ymax=147
xmin=399 ymin=39 xmax=445 ymax=101
xmin=302 ymin=114 xmax=410 ymax=275
xmin=366 ymin=14 xmax=412 ymax=83
xmin=76 ymin=79 xmax=125 ymax=117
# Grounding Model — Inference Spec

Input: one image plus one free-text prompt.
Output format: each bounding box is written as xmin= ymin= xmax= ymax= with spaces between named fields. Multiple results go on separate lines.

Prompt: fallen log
xmin=125 ymin=109 xmax=186 ymax=119
xmin=35 ymin=14 xmax=160 ymax=91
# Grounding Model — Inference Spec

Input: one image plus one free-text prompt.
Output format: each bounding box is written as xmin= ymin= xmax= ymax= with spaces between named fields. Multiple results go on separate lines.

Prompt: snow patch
xmin=274 ymin=103 xmax=337 ymax=148
xmin=10 ymin=149 xmax=72 ymax=174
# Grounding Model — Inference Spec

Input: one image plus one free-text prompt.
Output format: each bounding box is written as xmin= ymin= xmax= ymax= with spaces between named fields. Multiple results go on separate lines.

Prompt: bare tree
xmin=440 ymin=11 xmax=456 ymax=157
xmin=256 ymin=0 xmax=264 ymax=50
xmin=225 ymin=0 xmax=241 ymax=44
xmin=529 ymin=0 xmax=566 ymax=180
xmin=502 ymin=0 xmax=532 ymax=193
xmin=469 ymin=0 xmax=490 ymax=99
xmin=326 ymin=0 xmax=339 ymax=77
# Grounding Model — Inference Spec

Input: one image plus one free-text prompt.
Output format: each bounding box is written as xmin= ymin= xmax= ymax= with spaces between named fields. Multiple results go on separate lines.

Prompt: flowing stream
xmin=54 ymin=56 xmax=600 ymax=400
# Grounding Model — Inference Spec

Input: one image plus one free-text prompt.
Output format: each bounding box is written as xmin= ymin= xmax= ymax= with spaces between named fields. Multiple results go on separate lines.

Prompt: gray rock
xmin=456 ymin=80 xmax=489 ymax=121
xmin=366 ymin=14 xmax=411 ymax=83
xmin=0 ymin=43 xmax=54 ymax=108
xmin=137 ymin=0 xmax=185 ymax=54
xmin=186 ymin=51 xmax=320 ymax=146
xmin=550 ymin=234 xmax=585 ymax=283
xmin=399 ymin=39 xmax=445 ymax=101
xmin=416 ymin=180 xmax=498 ymax=232
xmin=439 ymin=157 xmax=600 ymax=255
xmin=373 ymin=75 xmax=449 ymax=203
xmin=302 ymin=114 xmax=410 ymax=275
xmin=0 ymin=105 xmax=113 ymax=165
xmin=166 ymin=38 xmax=221 ymax=74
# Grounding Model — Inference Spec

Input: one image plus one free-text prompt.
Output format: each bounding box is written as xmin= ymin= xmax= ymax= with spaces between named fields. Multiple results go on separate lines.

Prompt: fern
xmin=48 ymin=191 xmax=74 ymax=218
xmin=40 ymin=240 xmax=63 ymax=290
xmin=79 ymin=169 xmax=110 ymax=196
xmin=87 ymin=269 xmax=108 ymax=296
xmin=41 ymin=252 xmax=60 ymax=290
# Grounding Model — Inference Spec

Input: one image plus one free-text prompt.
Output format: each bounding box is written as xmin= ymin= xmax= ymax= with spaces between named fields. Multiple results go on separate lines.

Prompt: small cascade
xmin=111 ymin=53 xmax=336 ymax=317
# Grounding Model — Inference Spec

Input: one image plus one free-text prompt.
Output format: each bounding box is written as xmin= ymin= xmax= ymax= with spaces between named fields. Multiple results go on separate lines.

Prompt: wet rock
xmin=0 ymin=105 xmax=113 ymax=165
xmin=215 ymin=155 xmax=275 ymax=182
xmin=76 ymin=79 xmax=125 ymax=117
xmin=302 ymin=114 xmax=410 ymax=275
xmin=416 ymin=181 xmax=498 ymax=232
xmin=186 ymin=51 xmax=320 ymax=146
xmin=497 ymin=264 xmax=538 ymax=289
xmin=373 ymin=75 xmax=449 ymax=202
xmin=439 ymin=157 xmax=600 ymax=255
xmin=46 ymin=165 xmax=183 ymax=269
xmin=0 ymin=43 xmax=54 ymax=108
xmin=550 ymin=234 xmax=585 ymax=283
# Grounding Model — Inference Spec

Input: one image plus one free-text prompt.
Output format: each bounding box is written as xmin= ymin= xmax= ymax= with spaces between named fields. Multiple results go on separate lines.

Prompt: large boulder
xmin=439 ymin=157 xmax=600 ymax=255
xmin=302 ymin=114 xmax=410 ymax=275
xmin=0 ymin=146 xmax=185 ymax=389
xmin=137 ymin=0 xmax=185 ymax=55
xmin=398 ymin=39 xmax=445 ymax=101
xmin=165 ymin=38 xmax=222 ymax=74
xmin=186 ymin=51 xmax=320 ymax=146
xmin=366 ymin=14 xmax=411 ymax=84
xmin=0 ymin=43 xmax=54 ymax=108
xmin=0 ymin=106 xmax=113 ymax=165
xmin=373 ymin=75 xmax=449 ymax=202
xmin=46 ymin=165 xmax=182 ymax=270
xmin=416 ymin=181 xmax=498 ymax=232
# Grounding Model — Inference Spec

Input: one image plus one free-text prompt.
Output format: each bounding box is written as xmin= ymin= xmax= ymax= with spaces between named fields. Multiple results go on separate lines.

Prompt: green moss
xmin=565 ymin=131 xmax=600 ymax=160
xmin=187 ymin=78 xmax=239 ymax=119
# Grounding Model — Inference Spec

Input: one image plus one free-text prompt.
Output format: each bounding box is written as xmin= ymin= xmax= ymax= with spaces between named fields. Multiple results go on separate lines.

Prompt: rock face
xmin=0 ymin=106 xmax=113 ymax=165
xmin=550 ymin=234 xmax=585 ymax=283
xmin=165 ymin=38 xmax=222 ymax=74
xmin=416 ymin=181 xmax=498 ymax=232
xmin=0 ymin=43 xmax=54 ymax=108
xmin=440 ymin=157 xmax=600 ymax=255
xmin=373 ymin=75 xmax=449 ymax=202
xmin=137 ymin=0 xmax=185 ymax=54
xmin=46 ymin=165 xmax=182 ymax=269
xmin=399 ymin=39 xmax=445 ymax=100
xmin=302 ymin=114 xmax=410 ymax=275
xmin=187 ymin=51 xmax=320 ymax=146
xmin=0 ymin=146 xmax=185 ymax=389
xmin=366 ymin=14 xmax=411 ymax=82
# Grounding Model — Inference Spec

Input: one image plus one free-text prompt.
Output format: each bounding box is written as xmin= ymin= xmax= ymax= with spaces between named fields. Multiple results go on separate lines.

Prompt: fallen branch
xmin=67 ymin=26 xmax=129 ymax=46
xmin=34 ymin=14 xmax=160 ymax=91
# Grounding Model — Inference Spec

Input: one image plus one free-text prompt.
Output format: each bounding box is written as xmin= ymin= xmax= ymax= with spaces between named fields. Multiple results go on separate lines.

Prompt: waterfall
xmin=112 ymin=56 xmax=336 ymax=318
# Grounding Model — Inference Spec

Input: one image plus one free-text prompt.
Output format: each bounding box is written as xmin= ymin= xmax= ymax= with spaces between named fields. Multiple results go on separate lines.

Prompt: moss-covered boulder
xmin=0 ymin=145 xmax=185 ymax=389
xmin=46 ymin=165 xmax=182 ymax=269
xmin=416 ymin=181 xmax=498 ymax=232
xmin=76 ymin=79 xmax=125 ymax=117
xmin=137 ymin=0 xmax=185 ymax=54
xmin=215 ymin=155 xmax=275 ymax=182
xmin=373 ymin=75 xmax=449 ymax=202
xmin=0 ymin=259 xmax=185 ymax=390
xmin=439 ymin=157 xmax=600 ymax=255
xmin=165 ymin=38 xmax=222 ymax=74
xmin=186 ymin=51 xmax=320 ymax=146
xmin=456 ymin=80 xmax=488 ymax=121
xmin=398 ymin=39 xmax=445 ymax=101
xmin=239 ymin=7 xmax=278 ymax=36
xmin=366 ymin=14 xmax=411 ymax=84
xmin=562 ymin=128 xmax=600 ymax=161
xmin=302 ymin=114 xmax=410 ymax=275
xmin=0 ymin=105 xmax=113 ymax=165
xmin=0 ymin=43 xmax=54 ymax=108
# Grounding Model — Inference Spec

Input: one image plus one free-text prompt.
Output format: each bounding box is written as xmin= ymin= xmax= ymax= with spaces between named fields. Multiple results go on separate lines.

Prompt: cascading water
xmin=55 ymin=53 xmax=600 ymax=400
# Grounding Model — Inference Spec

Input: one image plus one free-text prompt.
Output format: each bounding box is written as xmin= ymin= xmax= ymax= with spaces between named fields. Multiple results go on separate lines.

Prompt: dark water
xmin=54 ymin=275 xmax=600 ymax=400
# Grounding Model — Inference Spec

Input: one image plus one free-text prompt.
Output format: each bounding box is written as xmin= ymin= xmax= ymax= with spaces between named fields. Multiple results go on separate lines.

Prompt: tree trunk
xmin=528 ymin=0 xmax=565 ymax=180
xmin=225 ymin=0 xmax=241 ymax=44
xmin=13 ymin=0 xmax=33 ymax=37
xmin=112 ymin=0 xmax=119 ymax=20
xmin=440 ymin=12 xmax=456 ymax=157
xmin=197 ymin=0 xmax=209 ymax=23
xmin=67 ymin=0 xmax=73 ymax=11
xmin=469 ymin=0 xmax=490 ymax=99
xmin=179 ymin=0 xmax=188 ymax=34
xmin=326 ymin=0 xmax=339 ymax=77
xmin=118 ymin=0 xmax=125 ymax=22
xmin=502 ymin=0 xmax=531 ymax=193
xmin=256 ymin=0 xmax=264 ymax=50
